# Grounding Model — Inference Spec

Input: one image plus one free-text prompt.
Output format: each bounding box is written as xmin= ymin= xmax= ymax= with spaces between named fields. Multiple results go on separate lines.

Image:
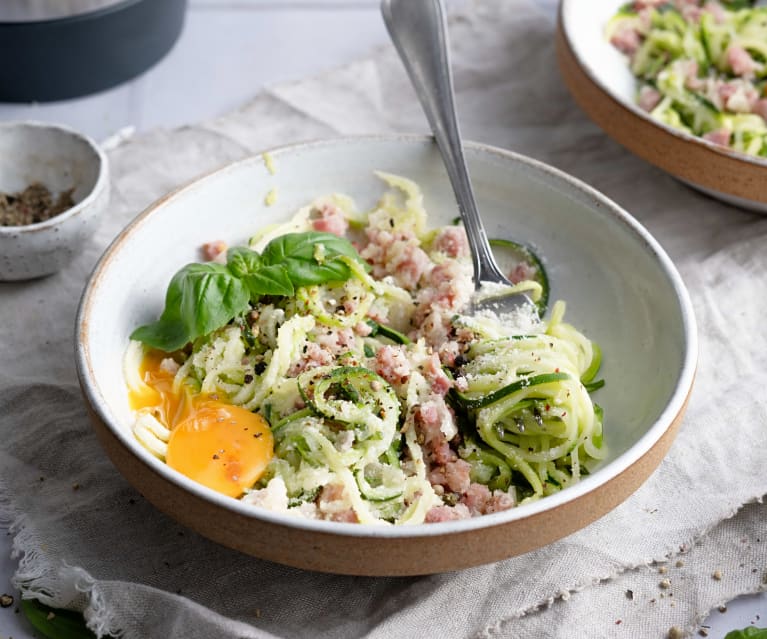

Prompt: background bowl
xmin=0 ymin=121 xmax=109 ymax=281
xmin=0 ymin=0 xmax=187 ymax=102
xmin=76 ymin=136 xmax=697 ymax=576
xmin=557 ymin=0 xmax=767 ymax=212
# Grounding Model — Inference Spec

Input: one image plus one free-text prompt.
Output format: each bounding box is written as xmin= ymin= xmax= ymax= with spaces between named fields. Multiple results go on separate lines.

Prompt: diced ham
xmin=412 ymin=309 xmax=451 ymax=349
xmin=703 ymin=1 xmax=727 ymax=24
xmin=330 ymin=509 xmax=358 ymax=523
xmin=638 ymin=85 xmax=662 ymax=113
xmin=425 ymin=503 xmax=470 ymax=523
xmin=461 ymin=483 xmax=492 ymax=516
xmin=443 ymin=459 xmax=472 ymax=493
xmin=460 ymin=483 xmax=516 ymax=516
xmin=311 ymin=203 xmax=348 ymax=237
xmin=433 ymin=226 xmax=469 ymax=258
xmin=485 ymin=490 xmax=516 ymax=514
xmin=681 ymin=60 xmax=704 ymax=92
xmin=201 ymin=240 xmax=227 ymax=262
xmin=727 ymin=45 xmax=760 ymax=79
xmin=718 ymin=81 xmax=739 ymax=107
xmin=428 ymin=441 xmax=457 ymax=466
xmin=354 ymin=321 xmax=373 ymax=337
xmin=319 ymin=482 xmax=345 ymax=503
xmin=679 ymin=3 xmax=703 ymax=23
xmin=508 ymin=261 xmax=538 ymax=285
xmin=423 ymin=352 xmax=453 ymax=396
xmin=374 ymin=345 xmax=411 ymax=385
xmin=316 ymin=327 xmax=356 ymax=352
xmin=610 ymin=26 xmax=641 ymax=55
xmin=410 ymin=259 xmax=473 ymax=347
xmin=360 ymin=229 xmax=431 ymax=290
xmin=287 ymin=341 xmax=333 ymax=376
xmin=415 ymin=397 xmax=459 ymax=465
xmin=633 ymin=0 xmax=665 ymax=12
xmin=703 ymin=127 xmax=731 ymax=147
xmin=753 ymin=99 xmax=767 ymax=122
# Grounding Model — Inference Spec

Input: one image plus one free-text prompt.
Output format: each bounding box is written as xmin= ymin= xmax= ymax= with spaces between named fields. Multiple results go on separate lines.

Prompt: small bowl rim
xmin=0 ymin=120 xmax=109 ymax=235
xmin=558 ymin=0 xmax=767 ymax=169
xmin=75 ymin=134 xmax=698 ymax=540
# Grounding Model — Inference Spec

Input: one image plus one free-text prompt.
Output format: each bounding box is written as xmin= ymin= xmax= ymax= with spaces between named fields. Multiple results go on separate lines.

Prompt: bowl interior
xmin=79 ymin=137 xmax=693 ymax=534
xmin=0 ymin=123 xmax=101 ymax=205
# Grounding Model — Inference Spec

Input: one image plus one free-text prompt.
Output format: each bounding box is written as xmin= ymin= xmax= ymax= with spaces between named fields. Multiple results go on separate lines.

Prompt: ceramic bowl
xmin=557 ymin=0 xmax=767 ymax=212
xmin=0 ymin=121 xmax=109 ymax=281
xmin=75 ymin=136 xmax=697 ymax=576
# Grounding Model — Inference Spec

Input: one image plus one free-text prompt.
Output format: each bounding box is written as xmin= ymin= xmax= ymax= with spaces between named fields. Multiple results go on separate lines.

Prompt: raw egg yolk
xmin=130 ymin=349 xmax=273 ymax=497
xmin=166 ymin=402 xmax=273 ymax=498
xmin=128 ymin=349 xmax=193 ymax=427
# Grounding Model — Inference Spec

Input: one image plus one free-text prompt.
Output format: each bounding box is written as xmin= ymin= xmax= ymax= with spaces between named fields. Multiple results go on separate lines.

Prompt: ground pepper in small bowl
xmin=0 ymin=121 xmax=109 ymax=281
xmin=0 ymin=182 xmax=75 ymax=227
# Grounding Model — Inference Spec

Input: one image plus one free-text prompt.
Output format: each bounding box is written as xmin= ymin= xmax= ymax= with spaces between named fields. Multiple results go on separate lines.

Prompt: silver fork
xmin=381 ymin=0 xmax=537 ymax=317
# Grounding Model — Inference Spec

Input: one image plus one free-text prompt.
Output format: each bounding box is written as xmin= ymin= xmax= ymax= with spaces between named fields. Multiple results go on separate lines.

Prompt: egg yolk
xmin=130 ymin=349 xmax=274 ymax=498
xmin=166 ymin=401 xmax=273 ymax=498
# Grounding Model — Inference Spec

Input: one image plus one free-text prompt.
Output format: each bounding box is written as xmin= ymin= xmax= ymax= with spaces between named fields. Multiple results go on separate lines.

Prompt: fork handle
xmin=381 ymin=0 xmax=508 ymax=287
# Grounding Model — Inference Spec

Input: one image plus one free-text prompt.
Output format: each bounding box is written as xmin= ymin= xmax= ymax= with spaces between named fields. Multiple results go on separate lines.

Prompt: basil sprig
xmin=131 ymin=232 xmax=366 ymax=352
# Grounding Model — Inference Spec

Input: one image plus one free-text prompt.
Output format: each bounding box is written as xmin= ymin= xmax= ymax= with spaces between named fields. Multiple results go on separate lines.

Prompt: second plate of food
xmin=76 ymin=136 xmax=696 ymax=575
xmin=557 ymin=0 xmax=767 ymax=211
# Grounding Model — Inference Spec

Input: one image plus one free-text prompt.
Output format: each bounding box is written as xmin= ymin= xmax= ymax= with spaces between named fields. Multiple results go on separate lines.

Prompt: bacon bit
xmin=201 ymin=240 xmax=227 ymax=262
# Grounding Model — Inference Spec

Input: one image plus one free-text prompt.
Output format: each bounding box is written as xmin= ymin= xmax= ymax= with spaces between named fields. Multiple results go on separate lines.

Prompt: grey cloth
xmin=1 ymin=2 xmax=765 ymax=637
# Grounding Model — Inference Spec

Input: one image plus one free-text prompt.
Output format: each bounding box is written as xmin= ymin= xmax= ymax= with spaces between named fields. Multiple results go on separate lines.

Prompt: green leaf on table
xmin=725 ymin=628 xmax=767 ymax=639
xmin=20 ymin=598 xmax=98 ymax=639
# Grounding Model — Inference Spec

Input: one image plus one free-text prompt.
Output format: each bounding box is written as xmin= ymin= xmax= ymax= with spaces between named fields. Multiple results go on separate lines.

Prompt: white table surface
xmin=0 ymin=1 xmax=764 ymax=638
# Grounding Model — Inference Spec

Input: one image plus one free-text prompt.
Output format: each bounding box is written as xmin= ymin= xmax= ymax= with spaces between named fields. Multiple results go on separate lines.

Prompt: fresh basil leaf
xmin=128 ymin=316 xmax=190 ymax=352
xmin=131 ymin=263 xmax=250 ymax=351
xmin=725 ymin=628 xmax=767 ymax=639
xmin=244 ymin=264 xmax=295 ymax=297
xmin=260 ymin=232 xmax=365 ymax=288
xmin=20 ymin=598 xmax=99 ymax=639
xmin=227 ymin=246 xmax=262 ymax=278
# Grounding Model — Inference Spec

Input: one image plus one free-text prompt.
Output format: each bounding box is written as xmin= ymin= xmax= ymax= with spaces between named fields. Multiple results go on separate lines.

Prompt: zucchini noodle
xmin=126 ymin=174 xmax=606 ymax=524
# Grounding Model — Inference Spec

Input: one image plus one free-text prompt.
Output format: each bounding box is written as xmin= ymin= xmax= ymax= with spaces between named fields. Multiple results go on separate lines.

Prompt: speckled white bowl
xmin=0 ymin=121 xmax=109 ymax=281
xmin=76 ymin=136 xmax=697 ymax=575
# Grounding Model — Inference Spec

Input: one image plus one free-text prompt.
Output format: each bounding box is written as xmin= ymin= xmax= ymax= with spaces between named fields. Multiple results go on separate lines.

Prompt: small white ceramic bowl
xmin=76 ymin=136 xmax=697 ymax=575
xmin=0 ymin=121 xmax=109 ymax=281
xmin=557 ymin=0 xmax=767 ymax=212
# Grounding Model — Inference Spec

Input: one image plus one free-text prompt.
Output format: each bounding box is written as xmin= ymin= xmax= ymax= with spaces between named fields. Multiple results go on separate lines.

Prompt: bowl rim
xmin=0 ymin=120 xmax=109 ymax=235
xmin=75 ymin=134 xmax=698 ymax=539
xmin=0 ymin=0 xmax=140 ymax=27
xmin=558 ymin=0 xmax=767 ymax=169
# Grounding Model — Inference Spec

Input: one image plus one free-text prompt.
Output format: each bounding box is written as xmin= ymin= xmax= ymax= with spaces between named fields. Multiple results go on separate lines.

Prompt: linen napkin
xmin=1 ymin=1 xmax=765 ymax=637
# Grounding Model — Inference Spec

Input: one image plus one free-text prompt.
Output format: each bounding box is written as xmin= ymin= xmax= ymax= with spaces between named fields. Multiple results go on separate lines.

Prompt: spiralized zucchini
xmin=608 ymin=1 xmax=767 ymax=156
xmin=126 ymin=174 xmax=606 ymax=524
